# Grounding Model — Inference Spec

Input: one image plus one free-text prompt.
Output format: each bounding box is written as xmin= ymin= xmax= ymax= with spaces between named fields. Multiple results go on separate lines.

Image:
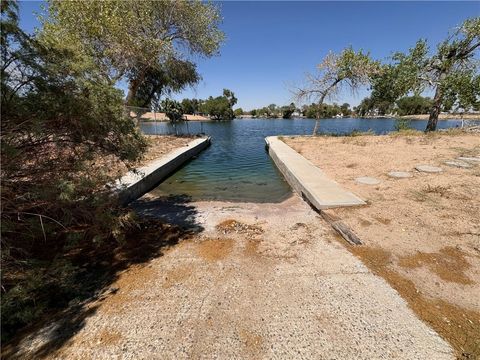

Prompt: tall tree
xmin=201 ymin=96 xmax=232 ymax=120
xmin=424 ymin=18 xmax=480 ymax=131
xmin=295 ymin=47 xmax=380 ymax=134
xmin=374 ymin=18 xmax=480 ymax=131
xmin=41 ymin=0 xmax=224 ymax=104
xmin=340 ymin=103 xmax=351 ymax=116
xmin=223 ymin=88 xmax=237 ymax=108
xmin=181 ymin=98 xmax=201 ymax=115
xmin=281 ymin=103 xmax=296 ymax=119
xmin=1 ymin=1 xmax=147 ymax=340
xmin=396 ymin=96 xmax=433 ymax=116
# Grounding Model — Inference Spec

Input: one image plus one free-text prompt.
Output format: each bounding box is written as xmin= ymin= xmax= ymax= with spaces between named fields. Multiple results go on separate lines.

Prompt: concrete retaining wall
xmin=266 ymin=136 xmax=365 ymax=209
xmin=116 ymin=137 xmax=210 ymax=205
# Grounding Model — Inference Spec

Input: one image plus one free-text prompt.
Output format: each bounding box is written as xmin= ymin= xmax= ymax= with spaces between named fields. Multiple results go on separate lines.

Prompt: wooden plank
xmin=302 ymin=194 xmax=362 ymax=245
xmin=329 ymin=219 xmax=363 ymax=245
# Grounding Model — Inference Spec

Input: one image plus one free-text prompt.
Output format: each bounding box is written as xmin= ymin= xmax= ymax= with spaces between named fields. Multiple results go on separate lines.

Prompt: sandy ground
xmin=138 ymin=135 xmax=193 ymax=165
xmin=401 ymin=114 xmax=480 ymax=120
xmin=284 ymin=132 xmax=480 ymax=356
xmin=6 ymin=195 xmax=453 ymax=359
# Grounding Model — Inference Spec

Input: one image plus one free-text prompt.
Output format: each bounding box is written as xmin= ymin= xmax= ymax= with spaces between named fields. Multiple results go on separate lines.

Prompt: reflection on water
xmin=141 ymin=118 xmax=472 ymax=203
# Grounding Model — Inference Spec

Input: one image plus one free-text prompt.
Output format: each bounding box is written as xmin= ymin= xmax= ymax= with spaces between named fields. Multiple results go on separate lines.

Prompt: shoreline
xmin=137 ymin=115 xmax=480 ymax=122
xmin=399 ymin=113 xmax=480 ymax=121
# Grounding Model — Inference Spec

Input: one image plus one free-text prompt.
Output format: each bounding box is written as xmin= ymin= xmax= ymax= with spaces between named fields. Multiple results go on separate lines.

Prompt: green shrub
xmin=1 ymin=2 xmax=146 ymax=342
xmin=394 ymin=118 xmax=413 ymax=131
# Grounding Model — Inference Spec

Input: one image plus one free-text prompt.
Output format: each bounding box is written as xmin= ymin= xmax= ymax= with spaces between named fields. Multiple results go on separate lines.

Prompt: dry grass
xmin=238 ymin=328 xmax=264 ymax=355
xmin=409 ymin=184 xmax=451 ymax=203
xmin=95 ymin=329 xmax=123 ymax=346
xmin=244 ymin=239 xmax=262 ymax=258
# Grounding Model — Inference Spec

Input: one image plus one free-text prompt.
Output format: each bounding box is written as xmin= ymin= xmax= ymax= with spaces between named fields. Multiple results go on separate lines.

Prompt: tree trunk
xmin=141 ymin=85 xmax=162 ymax=109
xmin=425 ymin=86 xmax=443 ymax=132
xmin=312 ymin=120 xmax=319 ymax=135
xmin=313 ymin=94 xmax=327 ymax=136
xmin=125 ymin=69 xmax=147 ymax=106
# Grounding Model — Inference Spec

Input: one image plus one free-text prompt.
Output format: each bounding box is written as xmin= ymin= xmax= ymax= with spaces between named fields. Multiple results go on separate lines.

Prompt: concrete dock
xmin=116 ymin=137 xmax=210 ymax=205
xmin=265 ymin=136 xmax=365 ymax=209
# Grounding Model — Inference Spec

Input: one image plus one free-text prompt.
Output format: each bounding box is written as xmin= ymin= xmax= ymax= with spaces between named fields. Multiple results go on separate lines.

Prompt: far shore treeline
xmin=162 ymin=94 xmax=473 ymax=121
xmin=232 ymin=95 xmax=437 ymax=119
xmin=159 ymin=16 xmax=479 ymax=126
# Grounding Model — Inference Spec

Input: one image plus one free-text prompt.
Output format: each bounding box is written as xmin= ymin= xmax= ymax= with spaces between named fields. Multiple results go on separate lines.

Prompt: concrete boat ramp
xmin=7 ymin=135 xmax=454 ymax=359
xmin=10 ymin=197 xmax=453 ymax=359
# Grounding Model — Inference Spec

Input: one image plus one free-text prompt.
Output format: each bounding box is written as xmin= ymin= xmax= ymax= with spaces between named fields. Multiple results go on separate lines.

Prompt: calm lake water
xmin=140 ymin=118 xmax=472 ymax=203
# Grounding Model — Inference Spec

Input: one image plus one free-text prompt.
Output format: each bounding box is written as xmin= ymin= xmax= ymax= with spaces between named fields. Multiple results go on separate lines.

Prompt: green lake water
xmin=140 ymin=118 xmax=472 ymax=203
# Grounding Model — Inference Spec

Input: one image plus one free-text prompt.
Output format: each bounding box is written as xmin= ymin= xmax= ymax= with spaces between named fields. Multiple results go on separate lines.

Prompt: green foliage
xmin=248 ymin=103 xmax=300 ymax=119
xmin=366 ymin=42 xmax=431 ymax=116
xmin=442 ymin=70 xmax=480 ymax=112
xmin=340 ymin=103 xmax=352 ymax=116
xmin=301 ymin=103 xmax=345 ymax=118
xmin=296 ymin=46 xmax=380 ymax=115
xmin=187 ymin=89 xmax=237 ymax=120
xmin=201 ymin=96 xmax=234 ymax=120
xmin=249 ymin=104 xmax=276 ymax=118
xmin=368 ymin=17 xmax=480 ymax=131
xmin=131 ymin=59 xmax=200 ymax=109
xmin=223 ymin=88 xmax=238 ymax=108
xmin=394 ymin=118 xmax=413 ymax=131
xmin=181 ymin=98 xmax=201 ymax=115
xmin=396 ymin=96 xmax=433 ymax=116
xmin=303 ymin=105 xmax=318 ymax=119
xmin=1 ymin=1 xmax=146 ymax=341
xmin=234 ymin=108 xmax=244 ymax=117
xmin=160 ymin=99 xmax=184 ymax=122
xmin=41 ymin=0 xmax=224 ymax=104
xmin=281 ymin=103 xmax=296 ymax=119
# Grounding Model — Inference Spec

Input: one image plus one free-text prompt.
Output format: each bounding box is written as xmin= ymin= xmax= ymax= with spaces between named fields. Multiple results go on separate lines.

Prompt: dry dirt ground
xmin=285 ymin=131 xmax=480 ymax=357
xmin=400 ymin=114 xmax=480 ymax=120
xmin=97 ymin=135 xmax=193 ymax=179
xmin=7 ymin=195 xmax=453 ymax=359
xmin=139 ymin=135 xmax=194 ymax=165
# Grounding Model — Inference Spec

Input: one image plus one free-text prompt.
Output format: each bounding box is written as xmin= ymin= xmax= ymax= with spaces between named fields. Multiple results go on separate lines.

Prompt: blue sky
xmin=18 ymin=1 xmax=479 ymax=110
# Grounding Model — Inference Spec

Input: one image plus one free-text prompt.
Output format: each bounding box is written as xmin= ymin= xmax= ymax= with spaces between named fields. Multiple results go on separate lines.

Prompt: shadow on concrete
xmin=3 ymin=196 xmax=202 ymax=359
xmin=132 ymin=194 xmax=204 ymax=232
